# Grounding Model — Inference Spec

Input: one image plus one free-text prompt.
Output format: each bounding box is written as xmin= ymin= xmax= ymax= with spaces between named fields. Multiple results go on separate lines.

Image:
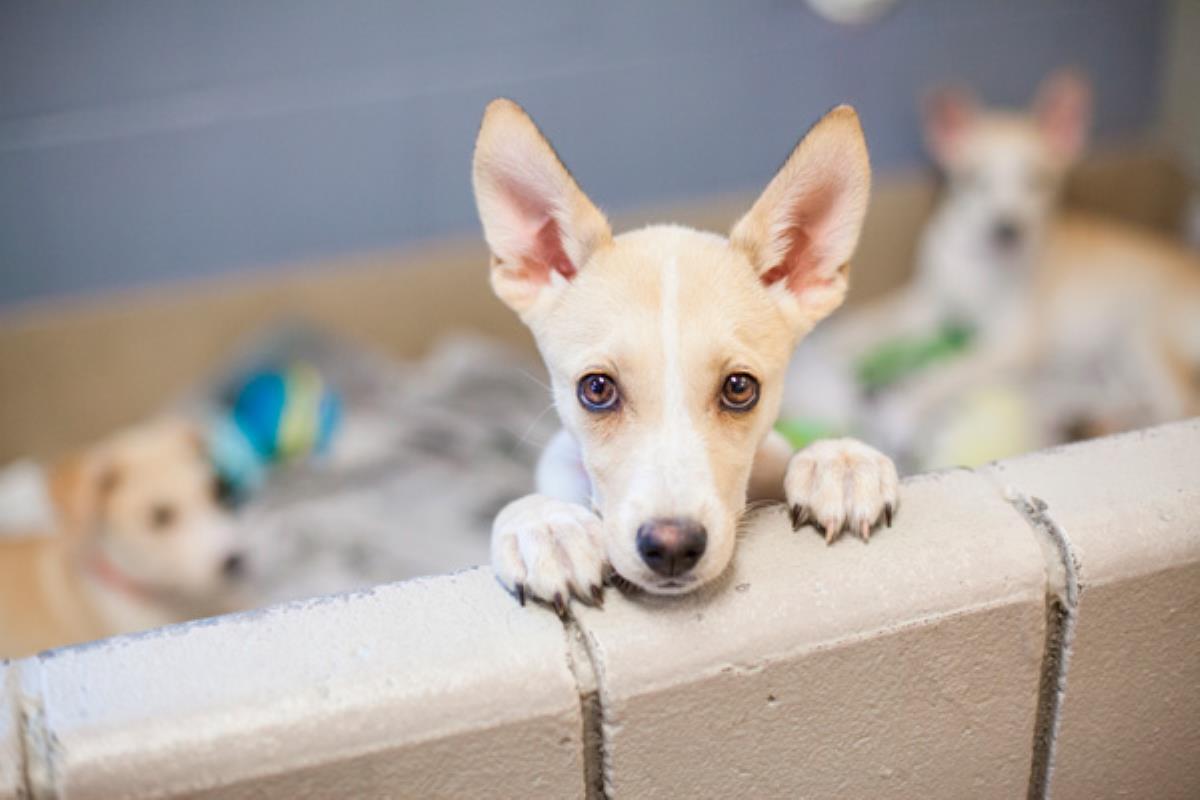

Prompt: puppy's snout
xmin=991 ymin=217 xmax=1023 ymax=250
xmin=221 ymin=553 xmax=246 ymax=580
xmin=636 ymin=518 xmax=707 ymax=577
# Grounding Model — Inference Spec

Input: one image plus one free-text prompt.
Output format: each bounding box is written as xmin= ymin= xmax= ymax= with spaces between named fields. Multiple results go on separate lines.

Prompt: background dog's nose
xmin=991 ymin=218 xmax=1023 ymax=250
xmin=222 ymin=553 xmax=246 ymax=579
xmin=636 ymin=518 xmax=707 ymax=577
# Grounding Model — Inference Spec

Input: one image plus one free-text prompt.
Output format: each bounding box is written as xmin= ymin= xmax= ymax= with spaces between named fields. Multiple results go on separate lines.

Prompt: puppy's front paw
xmin=785 ymin=438 xmax=899 ymax=543
xmin=491 ymin=494 xmax=607 ymax=617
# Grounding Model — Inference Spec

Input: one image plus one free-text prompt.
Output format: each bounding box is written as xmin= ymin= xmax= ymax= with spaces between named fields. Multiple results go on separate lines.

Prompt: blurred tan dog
xmin=0 ymin=418 xmax=246 ymax=658
xmin=821 ymin=71 xmax=1200 ymax=461
xmin=473 ymin=100 xmax=899 ymax=614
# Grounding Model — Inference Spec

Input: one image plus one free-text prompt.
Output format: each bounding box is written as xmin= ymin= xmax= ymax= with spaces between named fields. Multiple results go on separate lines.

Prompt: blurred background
xmin=1 ymin=1 xmax=1192 ymax=309
xmin=0 ymin=1 xmax=1197 ymax=648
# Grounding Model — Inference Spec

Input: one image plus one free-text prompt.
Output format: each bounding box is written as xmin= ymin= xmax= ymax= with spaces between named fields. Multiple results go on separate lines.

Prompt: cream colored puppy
xmin=0 ymin=418 xmax=246 ymax=658
xmin=473 ymin=100 xmax=899 ymax=613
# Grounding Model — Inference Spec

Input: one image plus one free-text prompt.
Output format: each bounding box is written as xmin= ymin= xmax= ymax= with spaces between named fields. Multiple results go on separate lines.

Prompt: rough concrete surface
xmin=25 ymin=569 xmax=586 ymax=799
xmin=0 ymin=663 xmax=20 ymax=800
xmin=2 ymin=425 xmax=1198 ymax=798
xmin=988 ymin=419 xmax=1200 ymax=800
xmin=574 ymin=469 xmax=1049 ymax=798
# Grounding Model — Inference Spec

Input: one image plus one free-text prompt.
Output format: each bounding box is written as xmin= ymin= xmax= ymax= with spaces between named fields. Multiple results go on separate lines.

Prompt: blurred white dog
xmin=787 ymin=70 xmax=1200 ymax=469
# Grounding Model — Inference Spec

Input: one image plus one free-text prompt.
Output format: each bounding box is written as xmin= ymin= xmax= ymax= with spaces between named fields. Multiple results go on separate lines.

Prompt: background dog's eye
xmin=577 ymin=373 xmax=619 ymax=411
xmin=149 ymin=503 xmax=177 ymax=532
xmin=212 ymin=474 xmax=237 ymax=506
xmin=721 ymin=373 xmax=759 ymax=411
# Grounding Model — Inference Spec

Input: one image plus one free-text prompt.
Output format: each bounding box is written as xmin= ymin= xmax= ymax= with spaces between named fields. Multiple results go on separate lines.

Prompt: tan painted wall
xmin=1 ymin=421 xmax=1197 ymax=798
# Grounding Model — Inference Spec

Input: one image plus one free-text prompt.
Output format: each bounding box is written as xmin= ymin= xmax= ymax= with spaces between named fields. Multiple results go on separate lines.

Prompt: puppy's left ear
xmin=473 ymin=99 xmax=612 ymax=319
xmin=1033 ymin=69 xmax=1091 ymax=163
xmin=731 ymin=106 xmax=870 ymax=334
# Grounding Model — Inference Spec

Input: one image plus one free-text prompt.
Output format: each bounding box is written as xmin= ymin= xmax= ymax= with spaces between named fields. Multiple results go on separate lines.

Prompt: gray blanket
xmin=202 ymin=328 xmax=557 ymax=605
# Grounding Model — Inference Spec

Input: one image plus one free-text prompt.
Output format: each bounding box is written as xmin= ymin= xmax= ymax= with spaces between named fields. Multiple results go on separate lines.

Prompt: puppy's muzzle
xmin=636 ymin=517 xmax=707 ymax=577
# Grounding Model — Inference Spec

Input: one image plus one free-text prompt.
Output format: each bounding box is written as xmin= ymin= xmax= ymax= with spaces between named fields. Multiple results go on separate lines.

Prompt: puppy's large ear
xmin=730 ymin=106 xmax=870 ymax=334
xmin=922 ymin=85 xmax=978 ymax=168
xmin=472 ymin=99 xmax=612 ymax=319
xmin=1033 ymin=69 xmax=1091 ymax=163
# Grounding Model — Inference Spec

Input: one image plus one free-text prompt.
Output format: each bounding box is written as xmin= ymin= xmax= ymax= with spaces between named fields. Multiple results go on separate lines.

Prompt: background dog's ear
xmin=47 ymin=451 xmax=114 ymax=538
xmin=921 ymin=84 xmax=977 ymax=167
xmin=730 ymin=105 xmax=870 ymax=334
xmin=1033 ymin=69 xmax=1091 ymax=163
xmin=156 ymin=415 xmax=208 ymax=460
xmin=472 ymin=99 xmax=612 ymax=318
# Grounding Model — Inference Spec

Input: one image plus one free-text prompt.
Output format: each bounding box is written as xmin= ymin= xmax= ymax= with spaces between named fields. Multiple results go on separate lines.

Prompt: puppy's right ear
xmin=922 ymin=85 xmax=977 ymax=168
xmin=472 ymin=99 xmax=612 ymax=318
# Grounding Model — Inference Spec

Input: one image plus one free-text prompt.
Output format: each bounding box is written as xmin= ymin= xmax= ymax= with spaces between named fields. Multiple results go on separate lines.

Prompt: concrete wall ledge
xmin=2 ymin=420 xmax=1198 ymax=799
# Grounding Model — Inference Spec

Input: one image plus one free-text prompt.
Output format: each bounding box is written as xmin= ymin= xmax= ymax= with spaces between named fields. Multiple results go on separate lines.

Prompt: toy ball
xmin=232 ymin=364 xmax=339 ymax=461
xmin=209 ymin=362 xmax=340 ymax=498
xmin=926 ymin=384 xmax=1035 ymax=469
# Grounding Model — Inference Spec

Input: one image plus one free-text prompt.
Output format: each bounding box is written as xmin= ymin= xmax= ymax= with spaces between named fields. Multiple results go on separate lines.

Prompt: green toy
xmin=776 ymin=320 xmax=976 ymax=452
xmin=774 ymin=417 xmax=842 ymax=450
xmin=854 ymin=321 xmax=974 ymax=393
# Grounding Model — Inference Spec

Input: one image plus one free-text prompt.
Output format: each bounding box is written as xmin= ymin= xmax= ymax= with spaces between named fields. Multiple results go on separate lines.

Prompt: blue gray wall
xmin=0 ymin=1 xmax=1167 ymax=307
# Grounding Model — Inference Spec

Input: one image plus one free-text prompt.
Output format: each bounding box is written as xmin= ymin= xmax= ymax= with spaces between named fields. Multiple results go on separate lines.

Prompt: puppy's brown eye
xmin=149 ymin=503 xmax=176 ymax=532
xmin=721 ymin=373 xmax=759 ymax=412
xmin=577 ymin=373 xmax=619 ymax=412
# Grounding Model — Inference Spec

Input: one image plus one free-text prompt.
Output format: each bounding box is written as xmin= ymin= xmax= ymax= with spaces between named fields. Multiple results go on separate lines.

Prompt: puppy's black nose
xmin=222 ymin=553 xmax=246 ymax=579
xmin=991 ymin=218 xmax=1023 ymax=250
xmin=636 ymin=518 xmax=707 ymax=577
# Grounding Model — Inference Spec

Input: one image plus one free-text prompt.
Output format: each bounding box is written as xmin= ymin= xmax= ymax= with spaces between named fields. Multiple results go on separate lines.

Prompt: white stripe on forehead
xmin=660 ymin=255 xmax=685 ymax=429
xmin=656 ymin=254 xmax=716 ymax=508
